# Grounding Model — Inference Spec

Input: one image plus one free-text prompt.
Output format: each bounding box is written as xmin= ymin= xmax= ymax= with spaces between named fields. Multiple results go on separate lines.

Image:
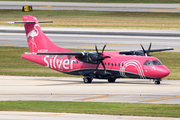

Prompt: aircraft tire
xmin=155 ymin=80 xmax=160 ymax=85
xmin=108 ymin=78 xmax=116 ymax=83
xmin=83 ymin=77 xmax=92 ymax=83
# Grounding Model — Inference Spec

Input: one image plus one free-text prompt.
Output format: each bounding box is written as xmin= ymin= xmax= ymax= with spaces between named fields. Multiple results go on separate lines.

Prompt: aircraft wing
xmin=119 ymin=47 xmax=174 ymax=56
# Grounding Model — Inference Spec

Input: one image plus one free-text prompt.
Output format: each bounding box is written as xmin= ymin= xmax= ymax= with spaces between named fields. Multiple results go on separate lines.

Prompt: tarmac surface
xmin=1 ymin=111 xmax=179 ymax=120
xmin=1 ymin=75 xmax=180 ymax=104
xmin=1 ymin=75 xmax=180 ymax=120
xmin=1 ymin=1 xmax=180 ymax=13
xmin=0 ymin=26 xmax=179 ymax=52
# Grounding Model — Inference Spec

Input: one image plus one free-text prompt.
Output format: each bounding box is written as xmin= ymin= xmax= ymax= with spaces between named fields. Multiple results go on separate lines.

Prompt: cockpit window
xmin=153 ymin=60 xmax=163 ymax=65
xmin=144 ymin=60 xmax=163 ymax=65
xmin=144 ymin=60 xmax=153 ymax=65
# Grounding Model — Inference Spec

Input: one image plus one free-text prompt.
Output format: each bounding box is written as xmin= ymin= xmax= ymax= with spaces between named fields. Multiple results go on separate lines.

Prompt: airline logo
xmin=44 ymin=56 xmax=75 ymax=71
xmin=119 ymin=59 xmax=146 ymax=79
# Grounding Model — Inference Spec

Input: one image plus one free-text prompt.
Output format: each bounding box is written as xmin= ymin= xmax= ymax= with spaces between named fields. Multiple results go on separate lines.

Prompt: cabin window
xmin=105 ymin=63 xmax=106 ymax=66
xmin=122 ymin=63 xmax=124 ymax=67
xmin=76 ymin=61 xmax=78 ymax=64
xmin=115 ymin=63 xmax=116 ymax=66
xmin=83 ymin=62 xmax=85 ymax=64
xmin=118 ymin=63 xmax=120 ymax=66
xmin=111 ymin=63 xmax=113 ymax=66
xmin=108 ymin=63 xmax=110 ymax=66
xmin=73 ymin=61 xmax=75 ymax=64
xmin=80 ymin=62 xmax=81 ymax=64
xmin=86 ymin=63 xmax=88 ymax=65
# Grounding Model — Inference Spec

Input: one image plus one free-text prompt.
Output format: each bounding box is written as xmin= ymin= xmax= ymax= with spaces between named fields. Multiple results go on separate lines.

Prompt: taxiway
xmin=1 ymin=1 xmax=180 ymax=13
xmin=0 ymin=26 xmax=179 ymax=52
xmin=1 ymin=75 xmax=180 ymax=104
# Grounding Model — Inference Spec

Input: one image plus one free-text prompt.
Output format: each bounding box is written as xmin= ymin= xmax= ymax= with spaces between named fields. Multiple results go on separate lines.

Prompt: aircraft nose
xmin=159 ymin=67 xmax=170 ymax=78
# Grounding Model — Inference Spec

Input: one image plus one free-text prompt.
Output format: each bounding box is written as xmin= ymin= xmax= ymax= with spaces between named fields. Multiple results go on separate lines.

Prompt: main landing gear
xmin=153 ymin=79 xmax=161 ymax=85
xmin=83 ymin=76 xmax=93 ymax=83
xmin=108 ymin=78 xmax=116 ymax=83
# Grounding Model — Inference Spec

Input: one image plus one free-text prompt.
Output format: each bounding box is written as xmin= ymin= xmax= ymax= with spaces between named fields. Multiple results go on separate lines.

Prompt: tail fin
xmin=22 ymin=15 xmax=73 ymax=53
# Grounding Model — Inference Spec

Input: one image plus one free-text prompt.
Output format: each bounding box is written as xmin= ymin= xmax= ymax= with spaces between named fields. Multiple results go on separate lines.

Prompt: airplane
xmin=9 ymin=15 xmax=174 ymax=85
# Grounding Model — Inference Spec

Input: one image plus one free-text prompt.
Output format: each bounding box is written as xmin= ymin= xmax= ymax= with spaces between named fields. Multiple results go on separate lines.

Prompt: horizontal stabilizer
xmin=7 ymin=21 xmax=53 ymax=24
xmin=37 ymin=52 xmax=84 ymax=56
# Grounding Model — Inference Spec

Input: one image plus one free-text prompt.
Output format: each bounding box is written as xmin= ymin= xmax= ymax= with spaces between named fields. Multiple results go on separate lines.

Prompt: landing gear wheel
xmin=154 ymin=80 xmax=160 ymax=85
xmin=83 ymin=77 xmax=92 ymax=83
xmin=108 ymin=78 xmax=116 ymax=83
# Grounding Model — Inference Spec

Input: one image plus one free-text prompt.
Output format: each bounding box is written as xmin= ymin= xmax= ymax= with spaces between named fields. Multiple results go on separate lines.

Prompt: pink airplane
xmin=10 ymin=15 xmax=173 ymax=84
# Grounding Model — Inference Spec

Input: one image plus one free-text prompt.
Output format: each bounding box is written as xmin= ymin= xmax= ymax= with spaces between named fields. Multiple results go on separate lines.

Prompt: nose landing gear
xmin=153 ymin=79 xmax=161 ymax=85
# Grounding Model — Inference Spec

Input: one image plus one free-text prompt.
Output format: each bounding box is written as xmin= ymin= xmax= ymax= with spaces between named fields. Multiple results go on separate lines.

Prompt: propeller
xmin=140 ymin=41 xmax=152 ymax=56
xmin=93 ymin=44 xmax=111 ymax=74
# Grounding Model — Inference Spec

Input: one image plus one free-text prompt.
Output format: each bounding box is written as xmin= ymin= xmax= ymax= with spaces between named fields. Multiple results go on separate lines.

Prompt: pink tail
xmin=22 ymin=15 xmax=73 ymax=53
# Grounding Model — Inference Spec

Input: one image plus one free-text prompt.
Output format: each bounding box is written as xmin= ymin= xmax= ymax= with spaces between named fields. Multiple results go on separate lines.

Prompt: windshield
xmin=144 ymin=60 xmax=163 ymax=65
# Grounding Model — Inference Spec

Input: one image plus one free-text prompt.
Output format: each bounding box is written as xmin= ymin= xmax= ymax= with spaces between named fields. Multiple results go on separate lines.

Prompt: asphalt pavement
xmin=1 ymin=1 xmax=180 ymax=12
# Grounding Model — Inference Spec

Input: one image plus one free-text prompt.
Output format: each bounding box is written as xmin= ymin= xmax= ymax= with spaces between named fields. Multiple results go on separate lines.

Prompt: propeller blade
xmin=147 ymin=41 xmax=152 ymax=56
xmin=101 ymin=61 xmax=106 ymax=74
xmin=95 ymin=44 xmax=98 ymax=54
xmin=102 ymin=43 xmax=107 ymax=54
xmin=140 ymin=44 xmax=146 ymax=56
xmin=94 ymin=60 xmax=100 ymax=74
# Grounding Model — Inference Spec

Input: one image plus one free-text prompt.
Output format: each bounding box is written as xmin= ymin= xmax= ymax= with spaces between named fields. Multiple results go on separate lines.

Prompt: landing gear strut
xmin=83 ymin=76 xmax=93 ymax=83
xmin=153 ymin=79 xmax=161 ymax=85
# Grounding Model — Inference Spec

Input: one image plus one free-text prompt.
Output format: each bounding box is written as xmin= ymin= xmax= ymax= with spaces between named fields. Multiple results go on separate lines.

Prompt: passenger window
xmin=108 ymin=63 xmax=110 ymax=66
xmin=111 ymin=63 xmax=113 ymax=66
xmin=122 ymin=63 xmax=124 ymax=67
xmin=115 ymin=63 xmax=116 ymax=66
xmin=76 ymin=61 xmax=78 ymax=64
xmin=118 ymin=63 xmax=120 ymax=66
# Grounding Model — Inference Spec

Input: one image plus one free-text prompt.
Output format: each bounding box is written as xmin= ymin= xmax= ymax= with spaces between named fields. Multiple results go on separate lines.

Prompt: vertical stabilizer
xmin=22 ymin=15 xmax=73 ymax=53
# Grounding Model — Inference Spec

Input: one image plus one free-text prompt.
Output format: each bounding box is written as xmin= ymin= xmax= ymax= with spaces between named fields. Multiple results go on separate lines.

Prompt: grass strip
xmin=0 ymin=101 xmax=179 ymax=117
xmin=0 ymin=46 xmax=180 ymax=80
xmin=1 ymin=0 xmax=180 ymax=3
xmin=1 ymin=10 xmax=180 ymax=30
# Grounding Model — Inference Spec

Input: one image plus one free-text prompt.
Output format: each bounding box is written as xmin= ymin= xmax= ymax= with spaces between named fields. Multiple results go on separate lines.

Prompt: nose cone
xmin=160 ymin=67 xmax=170 ymax=78
xmin=156 ymin=65 xmax=170 ymax=78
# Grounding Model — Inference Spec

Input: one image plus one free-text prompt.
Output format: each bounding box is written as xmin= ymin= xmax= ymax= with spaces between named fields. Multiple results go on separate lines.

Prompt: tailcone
xmin=21 ymin=54 xmax=46 ymax=66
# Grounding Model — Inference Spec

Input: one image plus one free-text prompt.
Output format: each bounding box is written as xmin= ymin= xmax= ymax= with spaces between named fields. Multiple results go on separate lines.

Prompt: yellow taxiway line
xmin=77 ymin=94 xmax=115 ymax=101
xmin=151 ymin=8 xmax=180 ymax=12
xmin=141 ymin=96 xmax=180 ymax=103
